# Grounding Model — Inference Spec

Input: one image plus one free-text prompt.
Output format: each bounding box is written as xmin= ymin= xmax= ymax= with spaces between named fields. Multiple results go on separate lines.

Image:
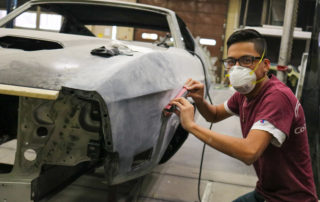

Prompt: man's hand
xmin=184 ymin=78 xmax=205 ymax=103
xmin=170 ymin=97 xmax=195 ymax=131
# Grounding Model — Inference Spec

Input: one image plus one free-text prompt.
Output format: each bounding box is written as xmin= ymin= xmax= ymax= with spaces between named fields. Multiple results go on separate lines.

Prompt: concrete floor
xmin=0 ymin=87 xmax=259 ymax=202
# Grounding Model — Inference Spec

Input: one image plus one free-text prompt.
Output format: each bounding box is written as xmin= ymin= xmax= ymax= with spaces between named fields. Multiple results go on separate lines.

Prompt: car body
xmin=0 ymin=0 xmax=211 ymax=200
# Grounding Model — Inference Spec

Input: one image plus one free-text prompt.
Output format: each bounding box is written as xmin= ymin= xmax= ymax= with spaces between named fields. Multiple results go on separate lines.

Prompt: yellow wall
xmin=224 ymin=0 xmax=241 ymax=58
xmin=222 ymin=0 xmax=241 ymax=79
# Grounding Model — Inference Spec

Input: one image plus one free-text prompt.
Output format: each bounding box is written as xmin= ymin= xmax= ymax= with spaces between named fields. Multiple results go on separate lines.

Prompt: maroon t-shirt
xmin=227 ymin=75 xmax=317 ymax=201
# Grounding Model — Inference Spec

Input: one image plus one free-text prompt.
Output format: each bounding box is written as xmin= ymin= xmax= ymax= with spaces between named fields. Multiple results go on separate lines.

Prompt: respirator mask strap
xmin=251 ymin=50 xmax=265 ymax=85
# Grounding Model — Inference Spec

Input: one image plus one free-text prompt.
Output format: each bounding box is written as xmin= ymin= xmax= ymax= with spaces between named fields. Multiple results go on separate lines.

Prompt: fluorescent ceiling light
xmin=142 ymin=33 xmax=158 ymax=40
xmin=112 ymin=26 xmax=117 ymax=40
xmin=199 ymin=38 xmax=216 ymax=46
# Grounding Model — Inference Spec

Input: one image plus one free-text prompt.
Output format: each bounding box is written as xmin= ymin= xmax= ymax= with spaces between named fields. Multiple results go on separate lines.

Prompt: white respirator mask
xmin=226 ymin=51 xmax=265 ymax=95
xmin=228 ymin=65 xmax=257 ymax=94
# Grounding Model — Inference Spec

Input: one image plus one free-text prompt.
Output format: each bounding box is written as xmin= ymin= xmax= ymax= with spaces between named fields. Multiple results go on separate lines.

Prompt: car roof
xmin=28 ymin=0 xmax=172 ymax=14
xmin=27 ymin=0 xmax=174 ymax=31
xmin=0 ymin=0 xmax=185 ymax=48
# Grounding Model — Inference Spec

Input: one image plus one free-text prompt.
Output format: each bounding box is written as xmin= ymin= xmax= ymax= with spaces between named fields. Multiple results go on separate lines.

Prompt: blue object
xmin=6 ymin=0 xmax=17 ymax=28
xmin=232 ymin=190 xmax=265 ymax=202
xmin=6 ymin=0 xmax=17 ymax=14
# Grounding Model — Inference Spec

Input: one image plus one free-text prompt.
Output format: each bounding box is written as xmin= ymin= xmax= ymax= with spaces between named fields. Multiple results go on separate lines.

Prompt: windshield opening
xmin=1 ymin=3 xmax=174 ymax=47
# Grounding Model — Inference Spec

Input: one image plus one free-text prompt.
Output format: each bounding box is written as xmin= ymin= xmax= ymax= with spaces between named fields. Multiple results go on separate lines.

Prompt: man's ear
xmin=263 ymin=59 xmax=270 ymax=72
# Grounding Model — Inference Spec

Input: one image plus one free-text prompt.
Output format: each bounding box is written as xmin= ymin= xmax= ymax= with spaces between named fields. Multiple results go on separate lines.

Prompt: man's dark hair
xmin=227 ymin=29 xmax=267 ymax=57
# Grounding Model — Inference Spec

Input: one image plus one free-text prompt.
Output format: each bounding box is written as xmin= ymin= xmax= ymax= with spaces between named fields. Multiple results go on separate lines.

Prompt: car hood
xmin=0 ymin=29 xmax=203 ymax=102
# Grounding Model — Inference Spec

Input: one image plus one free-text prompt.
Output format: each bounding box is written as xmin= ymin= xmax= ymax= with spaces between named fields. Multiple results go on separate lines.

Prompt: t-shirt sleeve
xmin=225 ymin=92 xmax=241 ymax=115
xmin=255 ymin=92 xmax=294 ymax=137
xmin=252 ymin=120 xmax=286 ymax=147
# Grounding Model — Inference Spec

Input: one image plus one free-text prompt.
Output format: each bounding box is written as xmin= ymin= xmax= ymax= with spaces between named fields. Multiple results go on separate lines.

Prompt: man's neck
xmin=245 ymin=75 xmax=269 ymax=100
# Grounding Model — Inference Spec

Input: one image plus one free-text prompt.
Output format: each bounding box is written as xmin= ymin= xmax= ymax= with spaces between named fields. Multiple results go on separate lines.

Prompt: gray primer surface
xmin=0 ymin=28 xmax=205 ymax=183
xmin=0 ymin=28 xmax=203 ymax=102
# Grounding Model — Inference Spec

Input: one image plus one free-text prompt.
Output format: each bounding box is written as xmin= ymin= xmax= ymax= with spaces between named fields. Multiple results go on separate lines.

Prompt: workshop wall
xmin=137 ymin=0 xmax=228 ymax=82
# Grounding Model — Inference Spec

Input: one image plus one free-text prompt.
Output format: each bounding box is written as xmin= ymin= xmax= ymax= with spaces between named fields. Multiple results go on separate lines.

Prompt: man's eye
xmin=241 ymin=57 xmax=252 ymax=64
xmin=227 ymin=60 xmax=235 ymax=65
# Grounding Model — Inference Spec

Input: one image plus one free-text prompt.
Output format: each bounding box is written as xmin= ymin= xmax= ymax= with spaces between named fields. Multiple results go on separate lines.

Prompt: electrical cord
xmin=189 ymin=51 xmax=214 ymax=202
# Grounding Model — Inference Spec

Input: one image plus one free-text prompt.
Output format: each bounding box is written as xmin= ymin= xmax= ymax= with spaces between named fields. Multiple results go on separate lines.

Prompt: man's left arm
xmin=171 ymin=97 xmax=273 ymax=165
xmin=188 ymin=124 xmax=272 ymax=165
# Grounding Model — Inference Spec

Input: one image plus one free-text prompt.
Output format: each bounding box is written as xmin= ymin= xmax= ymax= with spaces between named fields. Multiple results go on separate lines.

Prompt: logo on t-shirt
xmin=294 ymin=124 xmax=306 ymax=135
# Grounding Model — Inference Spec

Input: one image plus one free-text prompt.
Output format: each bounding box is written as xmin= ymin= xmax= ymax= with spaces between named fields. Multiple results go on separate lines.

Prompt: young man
xmin=170 ymin=29 xmax=318 ymax=201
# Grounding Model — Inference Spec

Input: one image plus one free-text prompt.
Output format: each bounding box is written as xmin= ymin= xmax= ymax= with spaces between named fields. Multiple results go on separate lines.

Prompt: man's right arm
xmin=194 ymin=99 xmax=231 ymax=123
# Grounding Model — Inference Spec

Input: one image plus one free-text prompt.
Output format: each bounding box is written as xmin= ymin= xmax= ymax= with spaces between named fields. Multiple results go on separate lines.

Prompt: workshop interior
xmin=0 ymin=0 xmax=319 ymax=201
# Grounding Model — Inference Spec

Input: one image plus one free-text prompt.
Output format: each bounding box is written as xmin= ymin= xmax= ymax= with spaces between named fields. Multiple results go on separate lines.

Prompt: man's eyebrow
xmin=227 ymin=55 xmax=257 ymax=59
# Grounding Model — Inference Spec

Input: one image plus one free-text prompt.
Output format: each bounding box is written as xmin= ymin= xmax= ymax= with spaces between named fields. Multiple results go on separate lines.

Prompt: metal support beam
xmin=276 ymin=0 xmax=299 ymax=83
xmin=261 ymin=0 xmax=269 ymax=25
xmin=267 ymin=0 xmax=273 ymax=24
xmin=242 ymin=0 xmax=250 ymax=27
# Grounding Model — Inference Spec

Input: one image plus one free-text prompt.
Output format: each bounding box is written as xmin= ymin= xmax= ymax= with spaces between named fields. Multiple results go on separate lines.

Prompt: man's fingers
xmin=184 ymin=79 xmax=200 ymax=88
xmin=172 ymin=97 xmax=191 ymax=106
xmin=187 ymin=92 xmax=198 ymax=98
xmin=171 ymin=100 xmax=184 ymax=109
xmin=186 ymin=83 xmax=203 ymax=91
xmin=184 ymin=78 xmax=193 ymax=86
xmin=178 ymin=97 xmax=190 ymax=105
